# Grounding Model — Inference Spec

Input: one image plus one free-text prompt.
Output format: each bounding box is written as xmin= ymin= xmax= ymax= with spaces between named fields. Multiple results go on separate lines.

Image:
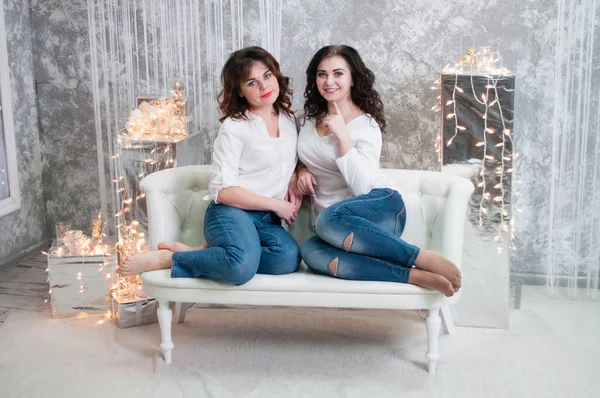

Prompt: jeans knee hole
xmin=329 ymin=258 xmax=339 ymax=276
xmin=343 ymin=233 xmax=354 ymax=252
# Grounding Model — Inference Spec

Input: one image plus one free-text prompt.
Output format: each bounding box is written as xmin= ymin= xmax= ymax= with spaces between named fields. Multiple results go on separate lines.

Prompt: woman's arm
xmin=217 ymin=187 xmax=297 ymax=224
xmin=334 ymin=137 xmax=382 ymax=196
xmin=324 ymin=104 xmax=383 ymax=196
xmin=285 ymin=171 xmax=303 ymax=211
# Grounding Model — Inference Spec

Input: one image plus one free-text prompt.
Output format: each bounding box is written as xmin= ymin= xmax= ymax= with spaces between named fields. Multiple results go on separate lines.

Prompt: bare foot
xmin=157 ymin=241 xmax=209 ymax=252
xmin=413 ymin=250 xmax=462 ymax=291
xmin=408 ymin=268 xmax=455 ymax=297
xmin=118 ymin=250 xmax=174 ymax=275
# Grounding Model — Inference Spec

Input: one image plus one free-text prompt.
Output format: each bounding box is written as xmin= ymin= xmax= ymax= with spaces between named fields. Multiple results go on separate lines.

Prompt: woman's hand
xmin=323 ymin=101 xmax=354 ymax=157
xmin=272 ymin=199 xmax=298 ymax=225
xmin=285 ymin=172 xmax=303 ymax=212
xmin=297 ymin=166 xmax=318 ymax=196
xmin=322 ymin=101 xmax=347 ymax=138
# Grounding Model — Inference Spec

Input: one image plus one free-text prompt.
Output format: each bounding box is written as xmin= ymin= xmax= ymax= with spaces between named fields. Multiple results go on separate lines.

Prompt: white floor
xmin=0 ymin=285 xmax=598 ymax=398
xmin=519 ymin=286 xmax=600 ymax=374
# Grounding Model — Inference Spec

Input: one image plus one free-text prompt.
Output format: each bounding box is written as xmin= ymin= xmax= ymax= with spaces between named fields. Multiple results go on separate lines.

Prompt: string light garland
xmin=111 ymin=80 xmax=188 ymax=311
xmin=433 ymin=47 xmax=518 ymax=253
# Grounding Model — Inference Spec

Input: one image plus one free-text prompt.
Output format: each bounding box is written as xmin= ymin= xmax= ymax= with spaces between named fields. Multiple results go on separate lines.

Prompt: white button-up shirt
xmin=208 ymin=112 xmax=298 ymax=203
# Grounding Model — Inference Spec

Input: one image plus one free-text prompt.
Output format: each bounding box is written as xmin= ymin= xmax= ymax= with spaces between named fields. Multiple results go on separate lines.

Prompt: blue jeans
xmin=171 ymin=201 xmax=301 ymax=285
xmin=301 ymin=188 xmax=420 ymax=283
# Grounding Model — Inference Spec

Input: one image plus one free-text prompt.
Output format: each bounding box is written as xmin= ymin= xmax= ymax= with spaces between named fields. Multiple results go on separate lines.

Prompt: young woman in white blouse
xmin=296 ymin=45 xmax=461 ymax=296
xmin=120 ymin=46 xmax=302 ymax=283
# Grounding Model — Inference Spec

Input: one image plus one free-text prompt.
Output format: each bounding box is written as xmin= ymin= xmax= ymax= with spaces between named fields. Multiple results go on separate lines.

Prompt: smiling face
xmin=239 ymin=60 xmax=280 ymax=111
xmin=315 ymin=55 xmax=353 ymax=103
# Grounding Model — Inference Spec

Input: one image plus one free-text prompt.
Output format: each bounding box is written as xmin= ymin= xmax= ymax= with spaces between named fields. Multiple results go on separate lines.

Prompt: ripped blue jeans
xmin=301 ymin=188 xmax=420 ymax=283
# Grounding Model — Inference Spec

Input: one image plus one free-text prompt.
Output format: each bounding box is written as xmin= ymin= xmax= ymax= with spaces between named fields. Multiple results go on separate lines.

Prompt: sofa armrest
xmin=428 ymin=175 xmax=474 ymax=267
xmin=140 ymin=165 xmax=212 ymax=249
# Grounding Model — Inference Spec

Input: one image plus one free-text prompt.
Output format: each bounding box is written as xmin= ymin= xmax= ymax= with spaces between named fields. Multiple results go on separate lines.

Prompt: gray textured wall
xmin=6 ymin=0 xmax=589 ymax=280
xmin=0 ymin=0 xmax=46 ymax=268
xmin=31 ymin=0 xmax=101 ymax=237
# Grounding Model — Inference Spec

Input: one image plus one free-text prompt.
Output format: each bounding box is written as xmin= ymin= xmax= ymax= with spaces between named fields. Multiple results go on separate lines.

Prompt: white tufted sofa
xmin=139 ymin=165 xmax=474 ymax=374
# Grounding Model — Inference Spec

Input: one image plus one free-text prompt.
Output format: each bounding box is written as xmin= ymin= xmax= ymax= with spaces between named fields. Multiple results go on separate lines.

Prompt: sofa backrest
xmin=141 ymin=165 xmax=472 ymax=258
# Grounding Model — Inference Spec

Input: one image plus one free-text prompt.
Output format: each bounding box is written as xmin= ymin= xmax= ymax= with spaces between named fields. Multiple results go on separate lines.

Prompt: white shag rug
xmin=0 ymin=306 xmax=597 ymax=398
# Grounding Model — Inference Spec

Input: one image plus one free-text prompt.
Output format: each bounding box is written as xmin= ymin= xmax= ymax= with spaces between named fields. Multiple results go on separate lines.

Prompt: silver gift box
xmin=48 ymin=244 xmax=117 ymax=318
xmin=110 ymin=293 xmax=158 ymax=329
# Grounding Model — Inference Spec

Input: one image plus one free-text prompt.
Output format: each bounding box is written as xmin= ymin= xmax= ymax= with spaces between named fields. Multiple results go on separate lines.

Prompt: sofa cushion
xmin=141 ymin=263 xmax=435 ymax=295
xmin=171 ymin=188 xmax=210 ymax=247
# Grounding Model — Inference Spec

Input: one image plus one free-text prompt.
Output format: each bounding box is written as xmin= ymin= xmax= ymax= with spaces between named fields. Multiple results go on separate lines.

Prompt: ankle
xmin=158 ymin=250 xmax=174 ymax=267
xmin=414 ymin=249 xmax=433 ymax=267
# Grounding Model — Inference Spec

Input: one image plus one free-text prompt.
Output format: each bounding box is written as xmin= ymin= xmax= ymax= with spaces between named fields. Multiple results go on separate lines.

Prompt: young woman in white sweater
xmin=119 ymin=47 xmax=302 ymax=283
xmin=296 ymin=45 xmax=461 ymax=296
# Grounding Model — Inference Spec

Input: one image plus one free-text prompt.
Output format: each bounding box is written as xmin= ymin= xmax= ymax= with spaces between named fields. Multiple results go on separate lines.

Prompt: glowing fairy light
xmin=121 ymin=81 xmax=188 ymax=143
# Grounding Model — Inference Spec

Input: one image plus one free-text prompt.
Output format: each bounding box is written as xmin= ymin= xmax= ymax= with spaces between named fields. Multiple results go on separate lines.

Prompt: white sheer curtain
xmin=0 ymin=98 xmax=10 ymax=201
xmin=547 ymin=0 xmax=600 ymax=296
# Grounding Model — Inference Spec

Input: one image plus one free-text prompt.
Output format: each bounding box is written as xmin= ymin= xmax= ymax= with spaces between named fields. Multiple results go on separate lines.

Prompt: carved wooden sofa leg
xmin=157 ymin=299 xmax=174 ymax=364
xmin=426 ymin=308 xmax=441 ymax=374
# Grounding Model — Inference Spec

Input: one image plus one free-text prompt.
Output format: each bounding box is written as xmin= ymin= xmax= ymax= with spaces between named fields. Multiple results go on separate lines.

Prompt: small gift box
xmin=109 ymin=291 xmax=159 ymax=329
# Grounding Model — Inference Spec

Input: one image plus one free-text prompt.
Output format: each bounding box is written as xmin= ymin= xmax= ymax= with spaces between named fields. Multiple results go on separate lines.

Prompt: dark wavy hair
xmin=303 ymin=45 xmax=386 ymax=134
xmin=218 ymin=46 xmax=293 ymax=123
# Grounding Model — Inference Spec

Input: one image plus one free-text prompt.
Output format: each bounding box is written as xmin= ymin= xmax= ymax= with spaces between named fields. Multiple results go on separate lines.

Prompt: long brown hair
xmin=218 ymin=46 xmax=293 ymax=122
xmin=303 ymin=45 xmax=386 ymax=133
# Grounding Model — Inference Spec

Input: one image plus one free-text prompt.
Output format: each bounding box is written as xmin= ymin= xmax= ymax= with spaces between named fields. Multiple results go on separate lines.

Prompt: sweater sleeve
xmin=208 ymin=121 xmax=244 ymax=203
xmin=334 ymin=121 xmax=382 ymax=196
